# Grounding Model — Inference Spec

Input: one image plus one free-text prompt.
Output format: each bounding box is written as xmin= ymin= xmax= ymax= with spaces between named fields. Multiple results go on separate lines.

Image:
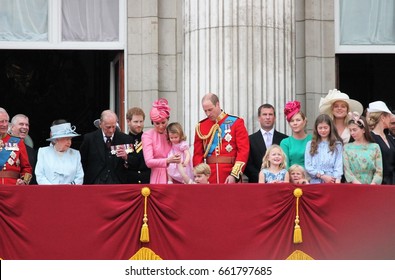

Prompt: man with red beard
xmin=0 ymin=108 xmax=32 ymax=185
xmin=10 ymin=114 xmax=37 ymax=184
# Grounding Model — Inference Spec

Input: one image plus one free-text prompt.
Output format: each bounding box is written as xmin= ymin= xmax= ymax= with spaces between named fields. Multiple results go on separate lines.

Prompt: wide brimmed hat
xmin=319 ymin=89 xmax=363 ymax=116
xmin=367 ymin=101 xmax=392 ymax=114
xmin=46 ymin=123 xmax=80 ymax=141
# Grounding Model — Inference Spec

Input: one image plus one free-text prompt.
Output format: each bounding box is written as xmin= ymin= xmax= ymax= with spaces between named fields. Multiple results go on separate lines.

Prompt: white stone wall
xmin=126 ymin=0 xmax=337 ymax=136
xmin=296 ymin=0 xmax=336 ymax=132
xmin=183 ymin=0 xmax=295 ymax=141
xmin=126 ymin=0 xmax=183 ymax=129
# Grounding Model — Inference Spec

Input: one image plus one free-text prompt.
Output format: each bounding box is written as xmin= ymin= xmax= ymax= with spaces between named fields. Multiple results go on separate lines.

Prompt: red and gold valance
xmin=0 ymin=183 xmax=394 ymax=260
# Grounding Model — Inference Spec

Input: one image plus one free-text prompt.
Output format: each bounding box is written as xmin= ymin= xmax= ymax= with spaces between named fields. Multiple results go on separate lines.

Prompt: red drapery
xmin=0 ymin=183 xmax=395 ymax=260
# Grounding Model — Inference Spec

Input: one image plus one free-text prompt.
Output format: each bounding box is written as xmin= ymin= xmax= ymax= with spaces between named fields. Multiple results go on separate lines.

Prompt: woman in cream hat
xmin=366 ymin=101 xmax=395 ymax=185
xmin=35 ymin=122 xmax=84 ymax=185
xmin=319 ymin=89 xmax=363 ymax=143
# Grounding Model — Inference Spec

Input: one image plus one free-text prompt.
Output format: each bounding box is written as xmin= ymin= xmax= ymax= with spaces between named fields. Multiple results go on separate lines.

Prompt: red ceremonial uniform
xmin=0 ymin=134 xmax=32 ymax=185
xmin=193 ymin=112 xmax=249 ymax=184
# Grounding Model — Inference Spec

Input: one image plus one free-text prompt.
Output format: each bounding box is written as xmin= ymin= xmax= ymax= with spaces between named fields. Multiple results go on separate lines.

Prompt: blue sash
xmin=207 ymin=115 xmax=237 ymax=156
xmin=0 ymin=136 xmax=21 ymax=168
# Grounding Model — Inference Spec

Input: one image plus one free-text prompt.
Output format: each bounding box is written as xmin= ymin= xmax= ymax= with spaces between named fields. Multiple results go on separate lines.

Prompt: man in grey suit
xmin=244 ymin=104 xmax=288 ymax=183
xmin=80 ymin=110 xmax=133 ymax=184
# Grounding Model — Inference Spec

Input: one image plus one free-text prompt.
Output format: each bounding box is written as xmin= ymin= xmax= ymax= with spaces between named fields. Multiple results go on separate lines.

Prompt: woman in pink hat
xmin=366 ymin=101 xmax=395 ymax=185
xmin=142 ymin=98 xmax=181 ymax=184
xmin=280 ymin=101 xmax=312 ymax=168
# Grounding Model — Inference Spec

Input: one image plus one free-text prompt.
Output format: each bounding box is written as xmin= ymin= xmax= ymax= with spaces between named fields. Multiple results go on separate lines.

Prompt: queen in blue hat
xmin=35 ymin=122 xmax=84 ymax=185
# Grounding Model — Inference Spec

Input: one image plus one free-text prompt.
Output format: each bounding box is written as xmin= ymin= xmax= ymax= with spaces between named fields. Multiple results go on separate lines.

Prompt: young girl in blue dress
xmin=305 ymin=114 xmax=343 ymax=184
xmin=258 ymin=144 xmax=289 ymax=183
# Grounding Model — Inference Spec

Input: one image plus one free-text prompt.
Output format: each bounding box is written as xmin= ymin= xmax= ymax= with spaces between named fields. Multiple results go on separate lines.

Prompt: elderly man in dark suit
xmin=244 ymin=104 xmax=288 ymax=183
xmin=80 ymin=110 xmax=133 ymax=184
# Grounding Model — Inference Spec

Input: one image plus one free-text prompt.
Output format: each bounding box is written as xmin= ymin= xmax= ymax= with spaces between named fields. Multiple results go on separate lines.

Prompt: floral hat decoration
xmin=348 ymin=111 xmax=365 ymax=128
xmin=284 ymin=100 xmax=301 ymax=122
xmin=150 ymin=98 xmax=171 ymax=122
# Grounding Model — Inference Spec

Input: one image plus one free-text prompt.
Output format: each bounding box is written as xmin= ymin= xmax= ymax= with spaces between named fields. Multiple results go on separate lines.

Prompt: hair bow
xmin=348 ymin=111 xmax=364 ymax=128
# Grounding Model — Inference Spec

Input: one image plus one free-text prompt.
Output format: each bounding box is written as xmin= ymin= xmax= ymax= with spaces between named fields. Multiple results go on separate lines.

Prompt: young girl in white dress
xmin=258 ymin=144 xmax=289 ymax=183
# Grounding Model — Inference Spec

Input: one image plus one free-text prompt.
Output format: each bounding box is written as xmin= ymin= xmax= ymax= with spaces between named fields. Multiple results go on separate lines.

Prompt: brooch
xmin=225 ymin=144 xmax=233 ymax=152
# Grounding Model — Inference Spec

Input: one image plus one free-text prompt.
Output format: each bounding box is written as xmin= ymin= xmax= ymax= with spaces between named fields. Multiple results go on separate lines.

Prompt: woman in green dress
xmin=280 ymin=100 xmax=312 ymax=168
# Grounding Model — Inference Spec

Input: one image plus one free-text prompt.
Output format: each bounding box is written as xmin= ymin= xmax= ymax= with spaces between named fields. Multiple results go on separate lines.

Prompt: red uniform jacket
xmin=0 ymin=134 xmax=32 ymax=185
xmin=193 ymin=112 xmax=249 ymax=183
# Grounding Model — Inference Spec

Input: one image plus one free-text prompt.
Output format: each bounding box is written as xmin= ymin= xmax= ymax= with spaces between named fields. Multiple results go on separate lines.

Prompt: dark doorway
xmin=337 ymin=54 xmax=395 ymax=114
xmin=0 ymin=50 xmax=121 ymax=149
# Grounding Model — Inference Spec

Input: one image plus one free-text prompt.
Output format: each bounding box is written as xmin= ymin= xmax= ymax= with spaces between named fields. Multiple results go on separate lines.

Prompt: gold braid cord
xmin=195 ymin=123 xmax=221 ymax=158
xmin=293 ymin=188 xmax=303 ymax=244
xmin=140 ymin=187 xmax=151 ymax=243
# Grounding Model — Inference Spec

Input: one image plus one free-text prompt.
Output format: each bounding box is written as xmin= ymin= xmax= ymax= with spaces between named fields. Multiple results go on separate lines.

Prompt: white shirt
xmin=260 ymin=128 xmax=274 ymax=148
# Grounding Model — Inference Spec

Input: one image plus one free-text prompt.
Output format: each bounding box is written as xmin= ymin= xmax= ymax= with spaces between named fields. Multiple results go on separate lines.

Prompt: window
xmin=0 ymin=0 xmax=125 ymax=49
xmin=0 ymin=0 xmax=48 ymax=41
xmin=336 ymin=0 xmax=395 ymax=53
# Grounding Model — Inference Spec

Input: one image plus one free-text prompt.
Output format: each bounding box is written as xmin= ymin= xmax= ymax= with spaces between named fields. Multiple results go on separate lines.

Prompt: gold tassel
xmin=293 ymin=188 xmax=303 ymax=244
xmin=140 ymin=187 xmax=151 ymax=243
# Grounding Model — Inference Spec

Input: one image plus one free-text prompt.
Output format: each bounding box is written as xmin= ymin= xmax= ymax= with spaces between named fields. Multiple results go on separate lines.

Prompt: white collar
xmin=260 ymin=128 xmax=274 ymax=136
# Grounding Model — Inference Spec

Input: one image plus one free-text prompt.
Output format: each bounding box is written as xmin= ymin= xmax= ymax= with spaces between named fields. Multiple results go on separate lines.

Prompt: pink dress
xmin=142 ymin=129 xmax=172 ymax=184
xmin=167 ymin=141 xmax=194 ymax=183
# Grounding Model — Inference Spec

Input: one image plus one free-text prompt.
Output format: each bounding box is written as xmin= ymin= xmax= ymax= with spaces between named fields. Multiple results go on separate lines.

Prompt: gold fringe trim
xmin=140 ymin=187 xmax=151 ymax=243
xmin=286 ymin=250 xmax=314 ymax=260
xmin=293 ymin=188 xmax=303 ymax=244
xmin=129 ymin=247 xmax=162 ymax=260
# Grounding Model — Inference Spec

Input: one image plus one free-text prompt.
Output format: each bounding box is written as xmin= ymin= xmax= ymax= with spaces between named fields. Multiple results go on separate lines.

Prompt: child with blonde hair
xmin=167 ymin=122 xmax=194 ymax=184
xmin=258 ymin=144 xmax=289 ymax=183
xmin=288 ymin=164 xmax=309 ymax=184
xmin=189 ymin=163 xmax=211 ymax=184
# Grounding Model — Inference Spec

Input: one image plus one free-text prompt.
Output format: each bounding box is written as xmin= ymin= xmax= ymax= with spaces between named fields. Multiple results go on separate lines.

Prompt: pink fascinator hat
xmin=284 ymin=100 xmax=301 ymax=122
xmin=150 ymin=98 xmax=171 ymax=122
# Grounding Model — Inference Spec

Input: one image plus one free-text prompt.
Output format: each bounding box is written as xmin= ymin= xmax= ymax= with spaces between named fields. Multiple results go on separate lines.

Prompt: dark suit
xmin=80 ymin=129 xmax=133 ymax=184
xmin=26 ymin=146 xmax=37 ymax=185
xmin=244 ymin=130 xmax=288 ymax=183
xmin=126 ymin=132 xmax=151 ymax=184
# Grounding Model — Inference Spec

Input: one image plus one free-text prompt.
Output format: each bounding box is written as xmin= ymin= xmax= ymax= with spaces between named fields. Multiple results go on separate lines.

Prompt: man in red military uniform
xmin=193 ymin=93 xmax=249 ymax=184
xmin=0 ymin=108 xmax=32 ymax=185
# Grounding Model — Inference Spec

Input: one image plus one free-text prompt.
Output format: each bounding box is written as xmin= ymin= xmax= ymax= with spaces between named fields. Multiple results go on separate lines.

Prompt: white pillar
xmin=184 ymin=0 xmax=295 ymax=141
